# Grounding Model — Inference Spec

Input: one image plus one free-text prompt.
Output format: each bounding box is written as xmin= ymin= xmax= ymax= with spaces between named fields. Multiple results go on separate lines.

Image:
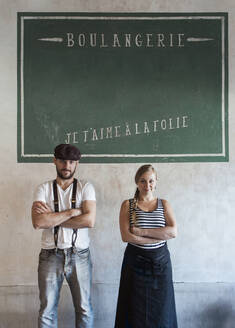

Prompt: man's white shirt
xmin=33 ymin=179 xmax=96 ymax=250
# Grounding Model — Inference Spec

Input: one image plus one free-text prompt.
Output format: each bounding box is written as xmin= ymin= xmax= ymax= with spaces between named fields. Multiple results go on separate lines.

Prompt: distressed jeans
xmin=38 ymin=248 xmax=93 ymax=328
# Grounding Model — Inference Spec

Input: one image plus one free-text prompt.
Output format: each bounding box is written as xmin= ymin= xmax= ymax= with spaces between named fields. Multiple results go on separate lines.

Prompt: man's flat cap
xmin=54 ymin=144 xmax=81 ymax=161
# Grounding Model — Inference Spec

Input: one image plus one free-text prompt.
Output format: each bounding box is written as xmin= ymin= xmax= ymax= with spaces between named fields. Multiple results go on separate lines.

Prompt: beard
xmin=56 ymin=166 xmax=76 ymax=180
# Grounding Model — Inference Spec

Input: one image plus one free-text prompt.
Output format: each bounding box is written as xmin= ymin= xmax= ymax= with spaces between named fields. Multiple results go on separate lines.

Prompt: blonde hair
xmin=132 ymin=165 xmax=157 ymax=224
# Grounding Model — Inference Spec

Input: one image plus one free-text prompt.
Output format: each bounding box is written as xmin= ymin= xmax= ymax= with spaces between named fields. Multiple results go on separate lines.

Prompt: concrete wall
xmin=0 ymin=0 xmax=235 ymax=327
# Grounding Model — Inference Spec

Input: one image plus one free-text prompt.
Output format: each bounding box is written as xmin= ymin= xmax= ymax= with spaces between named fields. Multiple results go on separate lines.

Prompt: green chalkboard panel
xmin=17 ymin=13 xmax=228 ymax=162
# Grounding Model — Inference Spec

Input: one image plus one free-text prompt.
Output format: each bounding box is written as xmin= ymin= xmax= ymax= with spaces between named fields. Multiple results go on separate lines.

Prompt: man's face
xmin=54 ymin=158 xmax=78 ymax=180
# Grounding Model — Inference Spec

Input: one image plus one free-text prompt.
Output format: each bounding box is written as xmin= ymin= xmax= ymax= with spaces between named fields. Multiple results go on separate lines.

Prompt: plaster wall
xmin=0 ymin=0 xmax=235 ymax=327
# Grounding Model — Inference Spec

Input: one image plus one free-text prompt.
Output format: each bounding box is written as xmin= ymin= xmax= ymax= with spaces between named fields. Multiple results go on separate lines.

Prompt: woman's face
xmin=136 ymin=170 xmax=157 ymax=195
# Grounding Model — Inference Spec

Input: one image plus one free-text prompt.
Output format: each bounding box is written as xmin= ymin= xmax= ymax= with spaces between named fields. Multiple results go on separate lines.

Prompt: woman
xmin=114 ymin=165 xmax=178 ymax=328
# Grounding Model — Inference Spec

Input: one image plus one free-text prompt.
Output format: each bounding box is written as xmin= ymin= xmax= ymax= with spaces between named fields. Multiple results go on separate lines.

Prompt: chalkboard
xmin=17 ymin=13 xmax=228 ymax=163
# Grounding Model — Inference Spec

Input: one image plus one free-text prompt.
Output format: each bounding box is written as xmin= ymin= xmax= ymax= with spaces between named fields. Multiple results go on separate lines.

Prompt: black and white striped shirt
xmin=129 ymin=198 xmax=166 ymax=249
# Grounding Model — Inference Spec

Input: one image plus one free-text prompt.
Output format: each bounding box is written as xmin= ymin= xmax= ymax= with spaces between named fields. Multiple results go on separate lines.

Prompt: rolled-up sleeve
xmin=82 ymin=183 xmax=96 ymax=201
xmin=33 ymin=184 xmax=46 ymax=203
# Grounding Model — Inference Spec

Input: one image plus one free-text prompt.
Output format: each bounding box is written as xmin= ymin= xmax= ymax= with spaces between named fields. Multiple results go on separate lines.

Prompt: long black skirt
xmin=114 ymin=243 xmax=178 ymax=328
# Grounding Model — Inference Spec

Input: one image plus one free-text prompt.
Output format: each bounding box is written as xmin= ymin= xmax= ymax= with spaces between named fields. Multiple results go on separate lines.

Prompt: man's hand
xmin=33 ymin=202 xmax=82 ymax=217
xmin=32 ymin=201 xmax=84 ymax=230
xmin=61 ymin=201 xmax=95 ymax=229
xmin=70 ymin=208 xmax=83 ymax=217
xmin=32 ymin=201 xmax=52 ymax=214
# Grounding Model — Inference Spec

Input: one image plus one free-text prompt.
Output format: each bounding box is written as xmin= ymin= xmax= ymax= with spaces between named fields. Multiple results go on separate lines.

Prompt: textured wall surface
xmin=0 ymin=0 xmax=235 ymax=327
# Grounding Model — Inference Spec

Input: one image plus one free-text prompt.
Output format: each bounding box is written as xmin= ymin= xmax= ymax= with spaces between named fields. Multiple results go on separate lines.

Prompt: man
xmin=32 ymin=144 xmax=96 ymax=328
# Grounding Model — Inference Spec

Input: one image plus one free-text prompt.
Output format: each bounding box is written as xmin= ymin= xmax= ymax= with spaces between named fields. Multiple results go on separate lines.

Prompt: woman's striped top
xmin=129 ymin=198 xmax=166 ymax=249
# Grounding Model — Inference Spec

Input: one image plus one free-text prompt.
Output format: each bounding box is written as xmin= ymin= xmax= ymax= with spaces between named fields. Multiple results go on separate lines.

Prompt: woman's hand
xmin=119 ymin=200 xmax=160 ymax=244
xmin=130 ymin=200 xmax=177 ymax=240
xmin=130 ymin=226 xmax=143 ymax=237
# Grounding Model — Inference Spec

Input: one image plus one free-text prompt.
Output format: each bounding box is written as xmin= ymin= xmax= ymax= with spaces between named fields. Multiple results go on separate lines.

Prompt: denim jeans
xmin=38 ymin=247 xmax=93 ymax=328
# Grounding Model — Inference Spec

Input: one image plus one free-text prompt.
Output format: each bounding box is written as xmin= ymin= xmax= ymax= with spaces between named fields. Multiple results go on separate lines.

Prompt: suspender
xmin=53 ymin=181 xmax=59 ymax=247
xmin=53 ymin=178 xmax=78 ymax=248
xmin=71 ymin=179 xmax=78 ymax=247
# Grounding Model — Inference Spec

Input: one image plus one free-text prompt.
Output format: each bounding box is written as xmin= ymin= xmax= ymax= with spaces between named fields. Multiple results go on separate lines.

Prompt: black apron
xmin=114 ymin=243 xmax=178 ymax=328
